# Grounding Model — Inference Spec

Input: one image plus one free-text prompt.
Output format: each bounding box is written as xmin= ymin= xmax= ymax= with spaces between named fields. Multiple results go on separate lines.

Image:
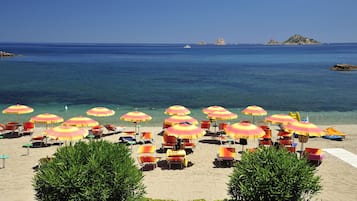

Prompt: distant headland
xmin=267 ymin=34 xmax=320 ymax=45
xmin=330 ymin=64 xmax=357 ymax=71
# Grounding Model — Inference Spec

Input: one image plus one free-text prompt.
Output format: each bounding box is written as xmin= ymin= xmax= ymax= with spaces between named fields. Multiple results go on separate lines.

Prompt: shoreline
xmin=0 ymin=124 xmax=356 ymax=201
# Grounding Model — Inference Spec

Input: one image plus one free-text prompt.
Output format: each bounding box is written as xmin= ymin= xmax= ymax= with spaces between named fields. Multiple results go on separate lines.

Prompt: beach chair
xmin=161 ymin=134 xmax=177 ymax=151
xmin=181 ymin=138 xmax=196 ymax=152
xmin=278 ymin=139 xmax=292 ymax=147
xmin=90 ymin=125 xmax=104 ymax=138
xmin=259 ymin=139 xmax=273 ymax=147
xmin=303 ymin=147 xmax=325 ymax=165
xmin=166 ymin=149 xmax=187 ymax=169
xmin=141 ymin=131 xmax=153 ymax=144
xmin=21 ymin=122 xmax=35 ymax=136
xmin=104 ymin=124 xmax=124 ymax=135
xmin=216 ymin=146 xmax=236 ymax=167
xmin=30 ymin=135 xmax=47 ymax=147
xmin=137 ymin=145 xmax=160 ymax=170
xmin=200 ymin=120 xmax=211 ymax=130
xmin=260 ymin=125 xmax=272 ymax=139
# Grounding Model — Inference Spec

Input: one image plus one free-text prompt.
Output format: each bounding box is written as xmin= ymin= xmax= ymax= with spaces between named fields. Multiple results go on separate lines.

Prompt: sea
xmin=0 ymin=42 xmax=357 ymax=126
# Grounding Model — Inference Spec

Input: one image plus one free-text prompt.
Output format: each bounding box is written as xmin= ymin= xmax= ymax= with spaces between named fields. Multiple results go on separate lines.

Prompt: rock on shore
xmin=331 ymin=64 xmax=357 ymax=71
xmin=0 ymin=50 xmax=14 ymax=57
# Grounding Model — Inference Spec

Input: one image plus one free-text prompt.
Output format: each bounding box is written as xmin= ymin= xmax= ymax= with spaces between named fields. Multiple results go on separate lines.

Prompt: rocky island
xmin=0 ymin=50 xmax=15 ymax=57
xmin=267 ymin=34 xmax=320 ymax=45
xmin=331 ymin=64 xmax=357 ymax=71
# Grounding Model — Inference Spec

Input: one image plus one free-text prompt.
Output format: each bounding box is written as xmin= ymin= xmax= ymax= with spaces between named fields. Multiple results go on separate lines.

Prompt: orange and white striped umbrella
xmin=30 ymin=113 xmax=64 ymax=124
xmin=202 ymin=105 xmax=227 ymax=114
xmin=265 ymin=114 xmax=296 ymax=125
xmin=165 ymin=123 xmax=205 ymax=139
xmin=120 ymin=111 xmax=152 ymax=123
xmin=284 ymin=121 xmax=323 ymax=137
xmin=242 ymin=105 xmax=267 ymax=116
xmin=207 ymin=110 xmax=238 ymax=121
xmin=63 ymin=116 xmax=99 ymax=127
xmin=165 ymin=105 xmax=190 ymax=116
xmin=45 ymin=125 xmax=88 ymax=141
xmin=224 ymin=122 xmax=265 ymax=139
xmin=164 ymin=115 xmax=198 ymax=127
xmin=2 ymin=104 xmax=34 ymax=114
xmin=86 ymin=107 xmax=115 ymax=117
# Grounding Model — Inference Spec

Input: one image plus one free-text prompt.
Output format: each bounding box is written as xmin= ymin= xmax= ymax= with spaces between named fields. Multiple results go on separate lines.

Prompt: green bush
xmin=228 ymin=147 xmax=321 ymax=201
xmin=34 ymin=140 xmax=145 ymax=201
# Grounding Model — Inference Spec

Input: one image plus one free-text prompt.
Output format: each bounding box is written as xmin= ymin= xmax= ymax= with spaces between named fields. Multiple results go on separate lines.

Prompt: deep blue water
xmin=1 ymin=43 xmax=357 ymax=125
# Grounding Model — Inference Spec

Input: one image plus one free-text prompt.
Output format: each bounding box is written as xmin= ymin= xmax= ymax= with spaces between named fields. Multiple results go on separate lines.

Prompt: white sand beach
xmin=0 ymin=124 xmax=356 ymax=201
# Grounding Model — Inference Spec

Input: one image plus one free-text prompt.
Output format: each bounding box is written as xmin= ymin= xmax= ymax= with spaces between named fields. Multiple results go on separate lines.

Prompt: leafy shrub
xmin=34 ymin=140 xmax=145 ymax=201
xmin=228 ymin=147 xmax=321 ymax=201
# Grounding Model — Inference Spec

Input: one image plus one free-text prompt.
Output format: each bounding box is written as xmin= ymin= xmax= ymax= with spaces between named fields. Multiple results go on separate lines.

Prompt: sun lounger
xmin=141 ymin=131 xmax=153 ymax=143
xmin=166 ymin=149 xmax=187 ymax=169
xmin=216 ymin=146 xmax=236 ymax=167
xmin=104 ymin=124 xmax=124 ymax=135
xmin=303 ymin=147 xmax=325 ymax=165
xmin=20 ymin=122 xmax=35 ymax=136
xmin=137 ymin=145 xmax=160 ymax=170
xmin=161 ymin=134 xmax=177 ymax=151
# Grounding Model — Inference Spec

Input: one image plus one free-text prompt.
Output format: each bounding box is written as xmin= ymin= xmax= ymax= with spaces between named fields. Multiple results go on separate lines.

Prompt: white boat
xmin=183 ymin=44 xmax=191 ymax=49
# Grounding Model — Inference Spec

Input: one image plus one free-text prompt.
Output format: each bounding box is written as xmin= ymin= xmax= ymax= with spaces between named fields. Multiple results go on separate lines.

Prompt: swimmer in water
xmin=64 ymin=105 xmax=68 ymax=111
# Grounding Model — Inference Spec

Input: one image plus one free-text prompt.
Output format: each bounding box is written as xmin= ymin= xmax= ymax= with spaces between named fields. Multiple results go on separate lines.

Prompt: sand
xmin=0 ymin=124 xmax=356 ymax=201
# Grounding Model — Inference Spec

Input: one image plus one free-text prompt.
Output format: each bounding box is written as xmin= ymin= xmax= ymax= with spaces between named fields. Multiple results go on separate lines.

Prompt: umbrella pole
xmin=300 ymin=142 xmax=304 ymax=159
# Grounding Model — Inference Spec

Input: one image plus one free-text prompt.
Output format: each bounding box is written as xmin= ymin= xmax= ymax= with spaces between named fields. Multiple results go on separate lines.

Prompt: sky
xmin=1 ymin=0 xmax=357 ymax=44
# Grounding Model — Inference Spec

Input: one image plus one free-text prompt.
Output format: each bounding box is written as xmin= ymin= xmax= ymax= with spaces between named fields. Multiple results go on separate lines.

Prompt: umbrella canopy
xmin=120 ymin=111 xmax=152 ymax=123
xmin=165 ymin=105 xmax=190 ymax=116
xmin=45 ymin=125 xmax=88 ymax=141
xmin=265 ymin=114 xmax=296 ymax=125
xmin=207 ymin=110 xmax=238 ymax=121
xmin=86 ymin=107 xmax=115 ymax=117
xmin=284 ymin=121 xmax=323 ymax=137
xmin=30 ymin=113 xmax=64 ymax=125
xmin=165 ymin=123 xmax=205 ymax=139
xmin=63 ymin=116 xmax=99 ymax=127
xmin=224 ymin=122 xmax=265 ymax=139
xmin=242 ymin=105 xmax=267 ymax=116
xmin=164 ymin=115 xmax=198 ymax=127
xmin=2 ymin=104 xmax=34 ymax=114
xmin=202 ymin=106 xmax=227 ymax=114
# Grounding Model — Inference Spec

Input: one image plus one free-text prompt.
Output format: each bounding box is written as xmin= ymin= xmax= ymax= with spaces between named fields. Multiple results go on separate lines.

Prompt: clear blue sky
xmin=1 ymin=0 xmax=356 ymax=43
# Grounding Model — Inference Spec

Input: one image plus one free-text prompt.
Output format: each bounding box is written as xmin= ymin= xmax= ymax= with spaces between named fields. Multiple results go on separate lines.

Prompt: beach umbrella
xmin=202 ymin=105 xmax=227 ymax=114
xmin=265 ymin=114 xmax=296 ymax=125
xmin=165 ymin=122 xmax=205 ymax=140
xmin=164 ymin=115 xmax=198 ymax=127
xmin=207 ymin=110 xmax=238 ymax=133
xmin=63 ymin=116 xmax=99 ymax=127
xmin=45 ymin=125 xmax=88 ymax=141
xmin=164 ymin=105 xmax=190 ymax=116
xmin=224 ymin=122 xmax=265 ymax=151
xmin=86 ymin=107 xmax=115 ymax=117
xmin=30 ymin=113 xmax=64 ymax=129
xmin=241 ymin=105 xmax=267 ymax=123
xmin=120 ymin=111 xmax=152 ymax=134
xmin=3 ymin=104 xmax=34 ymax=122
xmin=284 ymin=121 xmax=324 ymax=154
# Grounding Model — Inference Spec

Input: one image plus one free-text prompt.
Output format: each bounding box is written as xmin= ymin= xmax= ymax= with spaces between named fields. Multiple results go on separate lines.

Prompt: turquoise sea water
xmin=0 ymin=43 xmax=357 ymax=125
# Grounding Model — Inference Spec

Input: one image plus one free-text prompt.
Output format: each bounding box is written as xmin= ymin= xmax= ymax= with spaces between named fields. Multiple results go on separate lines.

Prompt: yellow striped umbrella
xmin=63 ymin=116 xmax=99 ymax=127
xmin=224 ymin=122 xmax=265 ymax=139
xmin=2 ymin=104 xmax=34 ymax=114
xmin=45 ymin=125 xmax=88 ymax=141
xmin=241 ymin=105 xmax=267 ymax=123
xmin=284 ymin=121 xmax=324 ymax=154
xmin=165 ymin=122 xmax=205 ymax=139
xmin=165 ymin=105 xmax=190 ymax=116
xmin=30 ymin=113 xmax=64 ymax=128
xmin=265 ymin=114 xmax=296 ymax=125
xmin=207 ymin=110 xmax=238 ymax=121
xmin=164 ymin=115 xmax=198 ymax=127
xmin=202 ymin=105 xmax=227 ymax=114
xmin=120 ymin=111 xmax=152 ymax=134
xmin=86 ymin=107 xmax=115 ymax=117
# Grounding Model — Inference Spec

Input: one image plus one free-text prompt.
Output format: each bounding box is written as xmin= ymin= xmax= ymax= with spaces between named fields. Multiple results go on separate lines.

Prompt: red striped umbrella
xmin=86 ymin=107 xmax=115 ymax=117
xmin=30 ymin=113 xmax=64 ymax=128
xmin=45 ymin=125 xmax=88 ymax=141
xmin=165 ymin=123 xmax=205 ymax=139
xmin=165 ymin=105 xmax=190 ymax=116
xmin=120 ymin=111 xmax=152 ymax=134
xmin=202 ymin=105 xmax=227 ymax=114
xmin=3 ymin=104 xmax=34 ymax=114
xmin=207 ymin=110 xmax=238 ymax=121
xmin=224 ymin=122 xmax=265 ymax=139
xmin=241 ymin=105 xmax=267 ymax=123
xmin=63 ymin=116 xmax=99 ymax=127
xmin=265 ymin=114 xmax=296 ymax=125
xmin=164 ymin=115 xmax=198 ymax=127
